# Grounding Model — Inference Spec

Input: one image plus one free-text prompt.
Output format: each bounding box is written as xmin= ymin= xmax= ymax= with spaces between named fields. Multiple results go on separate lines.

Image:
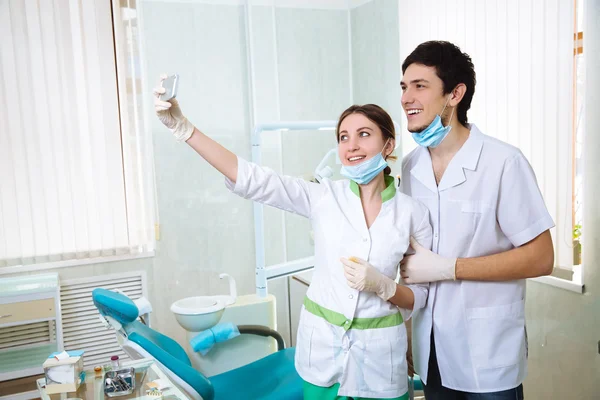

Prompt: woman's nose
xmin=348 ymin=136 xmax=359 ymax=150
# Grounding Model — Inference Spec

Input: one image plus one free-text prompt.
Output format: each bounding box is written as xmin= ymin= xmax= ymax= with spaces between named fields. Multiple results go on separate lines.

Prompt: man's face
xmin=401 ymin=64 xmax=451 ymax=133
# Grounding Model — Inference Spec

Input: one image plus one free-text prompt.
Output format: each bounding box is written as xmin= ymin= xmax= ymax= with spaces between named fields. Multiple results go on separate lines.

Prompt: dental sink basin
xmin=171 ymin=296 xmax=226 ymax=332
xmin=171 ymin=273 xmax=237 ymax=332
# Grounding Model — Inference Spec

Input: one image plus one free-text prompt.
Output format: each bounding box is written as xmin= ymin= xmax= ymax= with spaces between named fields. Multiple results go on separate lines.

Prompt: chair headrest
xmin=92 ymin=288 xmax=139 ymax=325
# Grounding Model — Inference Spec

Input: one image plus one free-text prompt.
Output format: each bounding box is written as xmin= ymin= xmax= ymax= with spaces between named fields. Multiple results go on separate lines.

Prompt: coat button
xmin=362 ymin=237 xmax=368 ymax=242
xmin=348 ymin=294 xmax=354 ymax=299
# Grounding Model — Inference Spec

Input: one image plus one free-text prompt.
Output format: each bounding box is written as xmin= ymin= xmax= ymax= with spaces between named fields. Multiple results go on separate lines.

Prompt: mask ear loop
xmin=440 ymin=94 xmax=455 ymax=127
xmin=381 ymin=138 xmax=392 ymax=160
xmin=440 ymin=94 xmax=452 ymax=115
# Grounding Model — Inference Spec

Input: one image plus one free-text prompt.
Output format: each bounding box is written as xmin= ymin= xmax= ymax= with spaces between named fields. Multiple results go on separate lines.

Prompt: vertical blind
xmin=0 ymin=0 xmax=154 ymax=268
xmin=399 ymin=0 xmax=574 ymax=269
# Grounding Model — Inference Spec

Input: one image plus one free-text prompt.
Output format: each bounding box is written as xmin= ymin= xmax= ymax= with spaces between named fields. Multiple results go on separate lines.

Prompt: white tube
xmin=219 ymin=273 xmax=238 ymax=304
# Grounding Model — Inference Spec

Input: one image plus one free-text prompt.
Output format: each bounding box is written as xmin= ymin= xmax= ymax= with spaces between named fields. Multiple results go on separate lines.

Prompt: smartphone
xmin=160 ymin=74 xmax=179 ymax=101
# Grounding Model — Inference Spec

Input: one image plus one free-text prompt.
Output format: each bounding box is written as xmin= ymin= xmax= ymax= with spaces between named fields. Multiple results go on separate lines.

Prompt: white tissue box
xmin=43 ymin=352 xmax=84 ymax=394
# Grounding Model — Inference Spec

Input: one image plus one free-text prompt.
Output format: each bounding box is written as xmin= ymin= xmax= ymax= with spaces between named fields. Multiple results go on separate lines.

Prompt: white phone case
xmin=161 ymin=74 xmax=179 ymax=101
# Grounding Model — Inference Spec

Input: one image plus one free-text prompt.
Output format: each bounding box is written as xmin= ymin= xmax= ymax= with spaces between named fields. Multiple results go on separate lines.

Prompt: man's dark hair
xmin=402 ymin=41 xmax=476 ymax=126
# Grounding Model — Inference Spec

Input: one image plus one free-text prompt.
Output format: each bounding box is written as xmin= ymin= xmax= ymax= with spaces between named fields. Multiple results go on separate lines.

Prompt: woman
xmin=154 ymin=77 xmax=432 ymax=400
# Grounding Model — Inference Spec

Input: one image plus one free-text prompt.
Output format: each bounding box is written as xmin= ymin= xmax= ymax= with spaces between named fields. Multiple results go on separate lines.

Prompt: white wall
xmin=350 ymin=0 xmax=403 ymax=168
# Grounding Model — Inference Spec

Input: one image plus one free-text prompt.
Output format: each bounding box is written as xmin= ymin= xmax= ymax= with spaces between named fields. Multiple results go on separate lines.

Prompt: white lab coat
xmin=400 ymin=125 xmax=554 ymax=392
xmin=226 ymin=157 xmax=433 ymax=398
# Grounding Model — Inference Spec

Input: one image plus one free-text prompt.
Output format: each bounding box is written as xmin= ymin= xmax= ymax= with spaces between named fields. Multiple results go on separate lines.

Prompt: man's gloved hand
xmin=400 ymin=237 xmax=457 ymax=284
xmin=154 ymin=74 xmax=194 ymax=142
xmin=340 ymin=257 xmax=397 ymax=301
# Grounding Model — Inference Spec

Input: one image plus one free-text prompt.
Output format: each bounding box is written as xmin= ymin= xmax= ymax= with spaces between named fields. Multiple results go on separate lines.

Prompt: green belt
xmin=303 ymin=296 xmax=403 ymax=331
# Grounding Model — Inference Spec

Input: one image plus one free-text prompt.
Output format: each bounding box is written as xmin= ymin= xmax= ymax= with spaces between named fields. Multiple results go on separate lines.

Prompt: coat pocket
xmin=449 ymin=200 xmax=494 ymax=254
xmin=296 ymin=310 xmax=341 ymax=385
xmin=295 ymin=320 xmax=312 ymax=370
xmin=299 ymin=312 xmax=338 ymax=375
xmin=363 ymin=328 xmax=407 ymax=392
xmin=364 ymin=339 xmax=394 ymax=391
xmin=465 ymin=300 xmax=527 ymax=369
xmin=460 ymin=200 xmax=494 ymax=214
xmin=458 ymin=200 xmax=493 ymax=234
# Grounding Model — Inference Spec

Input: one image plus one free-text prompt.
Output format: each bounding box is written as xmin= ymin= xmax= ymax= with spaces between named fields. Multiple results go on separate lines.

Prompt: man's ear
xmin=450 ymin=83 xmax=467 ymax=107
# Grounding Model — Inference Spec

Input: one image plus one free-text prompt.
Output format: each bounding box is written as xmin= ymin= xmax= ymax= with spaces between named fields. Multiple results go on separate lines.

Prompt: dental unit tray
xmin=104 ymin=367 xmax=136 ymax=397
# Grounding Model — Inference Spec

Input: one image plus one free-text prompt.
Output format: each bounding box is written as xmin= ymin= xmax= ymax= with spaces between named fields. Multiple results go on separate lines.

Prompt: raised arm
xmin=154 ymin=80 xmax=238 ymax=182
xmin=154 ymin=76 xmax=324 ymax=218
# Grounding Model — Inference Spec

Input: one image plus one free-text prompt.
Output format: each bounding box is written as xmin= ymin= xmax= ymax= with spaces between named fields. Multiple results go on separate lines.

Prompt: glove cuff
xmin=173 ymin=118 xmax=195 ymax=143
xmin=377 ymin=276 xmax=397 ymax=302
xmin=447 ymin=258 xmax=458 ymax=280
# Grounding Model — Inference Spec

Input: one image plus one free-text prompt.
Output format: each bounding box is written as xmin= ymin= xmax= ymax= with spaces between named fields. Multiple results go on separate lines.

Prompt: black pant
xmin=423 ymin=334 xmax=524 ymax=400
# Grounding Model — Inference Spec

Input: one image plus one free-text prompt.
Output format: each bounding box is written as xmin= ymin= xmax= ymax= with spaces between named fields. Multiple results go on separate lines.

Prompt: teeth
xmin=407 ymin=109 xmax=423 ymax=115
xmin=349 ymin=156 xmax=364 ymax=161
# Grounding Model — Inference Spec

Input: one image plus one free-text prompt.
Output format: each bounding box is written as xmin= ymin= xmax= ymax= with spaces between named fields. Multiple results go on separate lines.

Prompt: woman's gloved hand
xmin=340 ymin=257 xmax=397 ymax=301
xmin=154 ymin=74 xmax=194 ymax=142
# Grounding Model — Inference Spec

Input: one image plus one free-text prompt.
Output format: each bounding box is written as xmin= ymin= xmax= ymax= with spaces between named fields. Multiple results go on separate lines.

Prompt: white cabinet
xmin=0 ymin=273 xmax=62 ymax=381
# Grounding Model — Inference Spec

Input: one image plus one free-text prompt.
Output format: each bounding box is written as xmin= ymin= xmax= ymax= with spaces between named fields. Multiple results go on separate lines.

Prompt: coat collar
xmin=410 ymin=124 xmax=484 ymax=193
xmin=349 ymin=175 xmax=396 ymax=203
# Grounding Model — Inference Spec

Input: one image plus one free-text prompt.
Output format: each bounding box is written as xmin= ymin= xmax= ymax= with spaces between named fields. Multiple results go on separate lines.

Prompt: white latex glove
xmin=153 ymin=74 xmax=195 ymax=142
xmin=400 ymin=237 xmax=457 ymax=284
xmin=340 ymin=257 xmax=397 ymax=301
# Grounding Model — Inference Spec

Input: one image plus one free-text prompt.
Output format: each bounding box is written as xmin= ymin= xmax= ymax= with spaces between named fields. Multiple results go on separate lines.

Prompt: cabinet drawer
xmin=0 ymin=298 xmax=55 ymax=325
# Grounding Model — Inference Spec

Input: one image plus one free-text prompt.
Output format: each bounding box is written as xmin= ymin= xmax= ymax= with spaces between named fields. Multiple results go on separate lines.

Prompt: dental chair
xmin=92 ymin=288 xmax=303 ymax=400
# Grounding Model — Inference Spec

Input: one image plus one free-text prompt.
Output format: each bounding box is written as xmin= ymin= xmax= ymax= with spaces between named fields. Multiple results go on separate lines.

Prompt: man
xmin=398 ymin=41 xmax=555 ymax=399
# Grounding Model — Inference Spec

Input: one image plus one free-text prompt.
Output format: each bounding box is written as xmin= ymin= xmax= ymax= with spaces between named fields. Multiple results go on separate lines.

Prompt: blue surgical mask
xmin=411 ymin=96 xmax=454 ymax=148
xmin=340 ymin=140 xmax=390 ymax=184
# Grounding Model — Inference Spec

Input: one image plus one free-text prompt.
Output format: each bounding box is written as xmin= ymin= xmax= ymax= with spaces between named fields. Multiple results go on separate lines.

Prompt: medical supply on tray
xmin=104 ymin=367 xmax=136 ymax=397
xmin=42 ymin=350 xmax=85 ymax=394
xmin=147 ymin=387 xmax=163 ymax=398
xmin=147 ymin=378 xmax=171 ymax=391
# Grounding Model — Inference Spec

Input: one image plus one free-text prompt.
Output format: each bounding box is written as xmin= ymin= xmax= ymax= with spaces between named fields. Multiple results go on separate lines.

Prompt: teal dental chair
xmin=92 ymin=288 xmax=303 ymax=400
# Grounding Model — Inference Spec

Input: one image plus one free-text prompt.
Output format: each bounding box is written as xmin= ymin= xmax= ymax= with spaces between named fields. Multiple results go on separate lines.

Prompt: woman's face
xmin=337 ymin=113 xmax=393 ymax=167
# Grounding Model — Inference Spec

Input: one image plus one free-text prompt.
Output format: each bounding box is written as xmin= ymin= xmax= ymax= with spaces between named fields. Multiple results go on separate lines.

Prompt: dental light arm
xmin=314 ymin=148 xmax=339 ymax=183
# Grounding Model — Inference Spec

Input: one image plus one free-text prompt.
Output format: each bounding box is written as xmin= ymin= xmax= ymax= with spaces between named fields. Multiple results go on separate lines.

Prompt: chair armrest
xmin=237 ymin=325 xmax=286 ymax=351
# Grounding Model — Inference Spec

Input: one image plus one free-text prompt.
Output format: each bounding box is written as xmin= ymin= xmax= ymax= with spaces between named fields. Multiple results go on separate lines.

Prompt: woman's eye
xmin=339 ymin=135 xmax=348 ymax=141
xmin=359 ymin=131 xmax=370 ymax=137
